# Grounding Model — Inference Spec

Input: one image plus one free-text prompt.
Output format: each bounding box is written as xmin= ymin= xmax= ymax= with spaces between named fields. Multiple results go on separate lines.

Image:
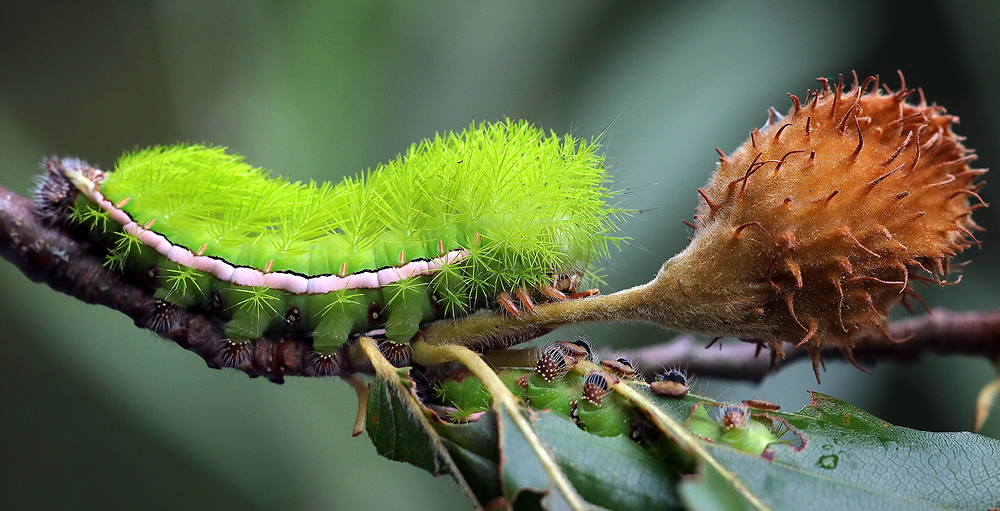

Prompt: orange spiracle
xmin=672 ymin=72 xmax=986 ymax=381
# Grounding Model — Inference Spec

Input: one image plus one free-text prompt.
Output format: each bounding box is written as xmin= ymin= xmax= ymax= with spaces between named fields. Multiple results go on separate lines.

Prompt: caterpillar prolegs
xmin=43 ymin=120 xmax=621 ymax=376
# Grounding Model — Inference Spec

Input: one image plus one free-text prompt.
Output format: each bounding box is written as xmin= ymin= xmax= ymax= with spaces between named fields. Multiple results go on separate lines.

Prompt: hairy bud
xmin=652 ymin=73 xmax=986 ymax=379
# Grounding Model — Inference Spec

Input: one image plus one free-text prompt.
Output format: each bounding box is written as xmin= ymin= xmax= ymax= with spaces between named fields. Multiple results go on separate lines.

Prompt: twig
xmin=2 ymin=185 xmax=999 ymax=384
xmin=621 ymin=310 xmax=1000 ymax=383
xmin=0 ymin=185 xmax=346 ymax=383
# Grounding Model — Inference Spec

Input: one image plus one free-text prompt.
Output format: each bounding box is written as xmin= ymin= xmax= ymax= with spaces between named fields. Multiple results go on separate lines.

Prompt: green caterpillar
xmin=53 ymin=120 xmax=621 ymax=370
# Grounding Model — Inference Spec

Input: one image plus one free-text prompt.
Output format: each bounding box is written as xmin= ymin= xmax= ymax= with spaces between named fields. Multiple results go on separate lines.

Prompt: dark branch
xmin=622 ymin=310 xmax=1000 ymax=383
xmin=2 ymin=185 xmax=998 ymax=385
xmin=0 ymin=185 xmax=352 ymax=383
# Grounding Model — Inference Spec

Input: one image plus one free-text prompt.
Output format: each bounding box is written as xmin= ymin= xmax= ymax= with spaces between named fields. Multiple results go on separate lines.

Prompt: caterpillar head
xmin=34 ymin=157 xmax=100 ymax=223
xmin=649 ymin=72 xmax=986 ymax=379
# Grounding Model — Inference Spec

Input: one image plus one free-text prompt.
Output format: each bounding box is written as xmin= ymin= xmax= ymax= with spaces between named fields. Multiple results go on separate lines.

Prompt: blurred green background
xmin=1 ymin=1 xmax=998 ymax=509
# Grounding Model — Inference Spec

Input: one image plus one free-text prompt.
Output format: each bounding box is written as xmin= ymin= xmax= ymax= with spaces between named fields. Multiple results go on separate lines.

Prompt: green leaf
xmin=436 ymin=412 xmax=504 ymax=506
xmin=359 ymin=339 xmax=483 ymax=508
xmin=435 ymin=407 xmax=687 ymax=510
xmin=530 ymin=411 xmax=683 ymax=510
xmin=366 ymin=370 xmax=446 ymax=475
xmin=667 ymin=391 xmax=1000 ymax=510
xmin=678 ymin=462 xmax=757 ymax=511
xmin=366 ymin=351 xmax=1000 ymax=511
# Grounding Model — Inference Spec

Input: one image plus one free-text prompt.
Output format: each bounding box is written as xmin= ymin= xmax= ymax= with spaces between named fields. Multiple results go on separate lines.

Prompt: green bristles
xmin=100 ymin=119 xmax=622 ymax=298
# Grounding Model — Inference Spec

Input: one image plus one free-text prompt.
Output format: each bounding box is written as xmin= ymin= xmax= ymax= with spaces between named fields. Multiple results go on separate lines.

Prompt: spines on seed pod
xmin=638 ymin=72 xmax=987 ymax=381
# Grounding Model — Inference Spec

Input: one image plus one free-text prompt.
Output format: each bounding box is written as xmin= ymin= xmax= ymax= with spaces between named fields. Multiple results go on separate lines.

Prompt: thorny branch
xmin=2 ymin=184 xmax=999 ymax=385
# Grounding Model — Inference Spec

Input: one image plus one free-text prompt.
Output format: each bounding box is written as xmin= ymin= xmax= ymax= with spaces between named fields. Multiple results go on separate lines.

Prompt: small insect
xmin=554 ymin=338 xmax=592 ymax=360
xmin=685 ymin=400 xmax=806 ymax=457
xmin=575 ymin=370 xmax=630 ymax=437
xmin=600 ymin=357 xmax=637 ymax=378
xmin=719 ymin=403 xmax=750 ymax=431
xmin=742 ymin=398 xmax=780 ymax=412
xmin=650 ymin=368 xmax=689 ymax=397
xmin=518 ymin=346 xmax=577 ymax=416
xmin=532 ymin=344 xmax=576 ymax=383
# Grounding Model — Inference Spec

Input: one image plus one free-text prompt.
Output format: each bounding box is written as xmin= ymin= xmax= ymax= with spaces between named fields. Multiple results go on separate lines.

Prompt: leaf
xmin=750 ymin=392 xmax=1000 ymax=510
xmin=435 ymin=412 xmax=504 ymax=506
xmin=529 ymin=411 xmax=683 ymax=510
xmin=496 ymin=406 xmax=579 ymax=510
xmin=365 ymin=369 xmax=446 ymax=475
xmin=433 ymin=402 xmax=686 ymax=510
xmin=678 ymin=462 xmax=757 ymax=511
xmin=358 ymin=339 xmax=484 ymax=508
xmin=646 ymin=390 xmax=1000 ymax=511
xmin=414 ymin=341 xmax=594 ymax=510
xmin=366 ymin=346 xmax=1000 ymax=511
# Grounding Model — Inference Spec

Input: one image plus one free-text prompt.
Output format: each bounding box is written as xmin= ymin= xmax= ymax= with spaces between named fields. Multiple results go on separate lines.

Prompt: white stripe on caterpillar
xmin=65 ymin=167 xmax=469 ymax=294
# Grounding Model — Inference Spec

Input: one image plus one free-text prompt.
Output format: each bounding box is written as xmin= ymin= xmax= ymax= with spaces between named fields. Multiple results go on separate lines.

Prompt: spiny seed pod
xmin=646 ymin=72 xmax=986 ymax=379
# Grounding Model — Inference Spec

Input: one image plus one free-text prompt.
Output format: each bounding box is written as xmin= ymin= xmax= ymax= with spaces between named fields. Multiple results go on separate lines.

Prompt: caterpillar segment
xmin=424 ymin=342 xmax=800 ymax=459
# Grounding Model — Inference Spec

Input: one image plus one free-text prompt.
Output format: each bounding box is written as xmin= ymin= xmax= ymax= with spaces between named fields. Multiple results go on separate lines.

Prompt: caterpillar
xmin=48 ymin=120 xmax=622 ymax=371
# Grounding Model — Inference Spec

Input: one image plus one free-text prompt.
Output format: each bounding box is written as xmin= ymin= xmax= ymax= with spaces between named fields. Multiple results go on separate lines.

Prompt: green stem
xmin=359 ymin=338 xmax=483 ymax=509
xmin=412 ymin=341 xmax=590 ymax=511
xmin=420 ymin=246 xmax=772 ymax=349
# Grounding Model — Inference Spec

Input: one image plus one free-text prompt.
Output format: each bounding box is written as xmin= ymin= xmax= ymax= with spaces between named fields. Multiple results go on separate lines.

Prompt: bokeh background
xmin=1 ymin=1 xmax=998 ymax=509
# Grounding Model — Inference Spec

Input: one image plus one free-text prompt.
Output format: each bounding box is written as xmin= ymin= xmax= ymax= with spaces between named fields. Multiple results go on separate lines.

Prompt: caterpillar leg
xmin=498 ymin=287 xmax=540 ymax=319
xmin=538 ymin=284 xmax=568 ymax=301
xmin=569 ymin=289 xmax=599 ymax=299
xmin=497 ymin=291 xmax=522 ymax=319
xmin=515 ymin=287 xmax=537 ymax=313
xmin=341 ymin=372 xmax=370 ymax=437
xmin=540 ymin=274 xmax=598 ymax=301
